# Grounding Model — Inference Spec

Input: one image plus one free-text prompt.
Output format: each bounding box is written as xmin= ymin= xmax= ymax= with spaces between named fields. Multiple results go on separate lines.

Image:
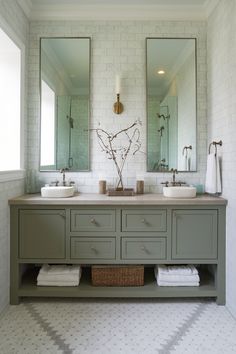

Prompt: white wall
xmin=207 ymin=0 xmax=236 ymax=317
xmin=28 ymin=20 xmax=207 ymax=193
xmin=0 ymin=0 xmax=28 ymax=312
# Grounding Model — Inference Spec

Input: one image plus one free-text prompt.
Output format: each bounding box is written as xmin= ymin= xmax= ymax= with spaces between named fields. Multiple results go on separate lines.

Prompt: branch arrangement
xmin=91 ymin=119 xmax=142 ymax=190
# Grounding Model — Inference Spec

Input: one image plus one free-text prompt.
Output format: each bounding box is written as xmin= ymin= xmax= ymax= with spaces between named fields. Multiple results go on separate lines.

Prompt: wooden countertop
xmin=9 ymin=193 xmax=227 ymax=206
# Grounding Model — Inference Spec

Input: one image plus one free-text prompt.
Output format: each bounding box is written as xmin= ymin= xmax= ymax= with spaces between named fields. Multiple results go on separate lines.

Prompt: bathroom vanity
xmin=9 ymin=194 xmax=226 ymax=305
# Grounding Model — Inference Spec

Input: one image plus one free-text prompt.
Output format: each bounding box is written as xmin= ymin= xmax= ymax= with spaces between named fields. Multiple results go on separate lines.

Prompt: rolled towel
xmin=155 ymin=265 xmax=198 ymax=276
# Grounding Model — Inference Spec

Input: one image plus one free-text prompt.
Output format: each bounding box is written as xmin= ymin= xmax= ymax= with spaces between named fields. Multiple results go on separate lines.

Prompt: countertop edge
xmin=8 ymin=193 xmax=228 ymax=206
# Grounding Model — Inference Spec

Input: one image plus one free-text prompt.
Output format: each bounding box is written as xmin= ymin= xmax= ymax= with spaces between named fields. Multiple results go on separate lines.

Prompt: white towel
xmin=39 ymin=264 xmax=81 ymax=275
xmin=37 ymin=265 xmax=82 ymax=285
xmin=205 ymin=153 xmax=221 ymax=194
xmin=37 ymin=273 xmax=81 ymax=282
xmin=154 ymin=269 xmax=199 ymax=283
xmin=155 ymin=265 xmax=198 ymax=276
xmin=37 ymin=280 xmax=80 ymax=286
xmin=157 ymin=279 xmax=199 ymax=287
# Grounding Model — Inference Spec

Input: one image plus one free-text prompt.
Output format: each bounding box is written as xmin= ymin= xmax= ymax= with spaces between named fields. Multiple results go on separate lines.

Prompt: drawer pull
xmin=90 ymin=218 xmax=96 ymax=224
xmin=90 ymin=247 xmax=98 ymax=254
xmin=59 ymin=213 xmax=66 ymax=219
xmin=141 ymin=245 xmax=149 ymax=253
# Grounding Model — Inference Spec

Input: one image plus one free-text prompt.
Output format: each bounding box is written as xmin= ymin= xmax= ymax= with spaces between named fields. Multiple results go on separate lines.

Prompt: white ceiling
xmin=17 ymin=0 xmax=219 ymax=20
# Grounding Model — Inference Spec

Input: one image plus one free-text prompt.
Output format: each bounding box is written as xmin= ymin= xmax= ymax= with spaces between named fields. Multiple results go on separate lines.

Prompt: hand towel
xmin=155 ymin=265 xmax=198 ymax=276
xmin=205 ymin=153 xmax=221 ymax=194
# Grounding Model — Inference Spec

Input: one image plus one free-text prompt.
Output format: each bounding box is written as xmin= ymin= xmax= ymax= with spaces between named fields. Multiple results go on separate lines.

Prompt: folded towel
xmin=37 ymin=273 xmax=81 ymax=282
xmin=154 ymin=268 xmax=199 ymax=282
xmin=155 ymin=265 xmax=198 ymax=276
xmin=39 ymin=264 xmax=81 ymax=275
xmin=157 ymin=280 xmax=199 ymax=287
xmin=37 ymin=280 xmax=80 ymax=286
xmin=205 ymin=153 xmax=221 ymax=194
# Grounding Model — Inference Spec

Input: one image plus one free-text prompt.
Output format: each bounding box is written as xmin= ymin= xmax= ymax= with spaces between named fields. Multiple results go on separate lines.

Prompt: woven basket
xmin=91 ymin=265 xmax=144 ymax=286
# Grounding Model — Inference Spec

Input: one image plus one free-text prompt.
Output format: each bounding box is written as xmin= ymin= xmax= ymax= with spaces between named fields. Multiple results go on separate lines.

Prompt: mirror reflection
xmin=40 ymin=37 xmax=90 ymax=171
xmin=146 ymin=38 xmax=196 ymax=172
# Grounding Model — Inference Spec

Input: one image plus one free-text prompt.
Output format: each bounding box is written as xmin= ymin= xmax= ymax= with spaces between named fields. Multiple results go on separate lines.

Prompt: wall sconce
xmin=113 ymin=74 xmax=124 ymax=114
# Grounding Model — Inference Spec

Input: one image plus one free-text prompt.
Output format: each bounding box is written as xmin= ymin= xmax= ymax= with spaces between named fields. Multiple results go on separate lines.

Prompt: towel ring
xmin=208 ymin=140 xmax=222 ymax=155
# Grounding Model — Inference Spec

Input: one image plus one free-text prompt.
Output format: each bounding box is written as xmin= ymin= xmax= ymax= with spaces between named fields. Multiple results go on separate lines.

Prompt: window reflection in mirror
xmin=40 ymin=37 xmax=90 ymax=171
xmin=146 ymin=38 xmax=197 ymax=172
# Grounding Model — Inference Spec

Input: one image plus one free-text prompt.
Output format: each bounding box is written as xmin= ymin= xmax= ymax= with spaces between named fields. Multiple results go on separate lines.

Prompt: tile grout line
xmin=25 ymin=303 xmax=73 ymax=354
xmin=158 ymin=301 xmax=208 ymax=354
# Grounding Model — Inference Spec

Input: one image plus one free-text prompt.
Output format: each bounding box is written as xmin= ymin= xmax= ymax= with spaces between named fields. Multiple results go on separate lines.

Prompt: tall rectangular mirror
xmin=40 ymin=37 xmax=90 ymax=171
xmin=146 ymin=38 xmax=197 ymax=172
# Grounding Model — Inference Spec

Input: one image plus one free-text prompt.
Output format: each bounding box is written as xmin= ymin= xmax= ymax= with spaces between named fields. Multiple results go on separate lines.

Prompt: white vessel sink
xmin=41 ymin=186 xmax=75 ymax=198
xmin=163 ymin=186 xmax=196 ymax=198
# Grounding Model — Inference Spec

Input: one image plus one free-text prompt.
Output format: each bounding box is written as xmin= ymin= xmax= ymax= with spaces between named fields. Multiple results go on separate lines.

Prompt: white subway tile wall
xmin=28 ymin=21 xmax=207 ymax=193
xmin=207 ymin=0 xmax=236 ymax=318
xmin=0 ymin=0 xmax=29 ymax=312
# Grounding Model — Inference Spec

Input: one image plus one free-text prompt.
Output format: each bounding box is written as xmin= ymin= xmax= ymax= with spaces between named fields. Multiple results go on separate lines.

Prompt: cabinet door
xmin=19 ymin=210 xmax=66 ymax=259
xmin=172 ymin=210 xmax=218 ymax=259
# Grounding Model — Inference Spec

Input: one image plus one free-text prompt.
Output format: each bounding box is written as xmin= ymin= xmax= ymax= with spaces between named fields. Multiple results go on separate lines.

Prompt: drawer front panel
xmin=71 ymin=237 xmax=116 ymax=259
xmin=121 ymin=237 xmax=166 ymax=260
xmin=172 ymin=210 xmax=218 ymax=259
xmin=70 ymin=210 xmax=116 ymax=232
xmin=121 ymin=209 xmax=167 ymax=232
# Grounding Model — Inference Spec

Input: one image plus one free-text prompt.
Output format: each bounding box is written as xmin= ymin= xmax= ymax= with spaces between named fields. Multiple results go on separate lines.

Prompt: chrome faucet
xmin=60 ymin=168 xmax=69 ymax=186
xmin=170 ymin=168 xmax=178 ymax=185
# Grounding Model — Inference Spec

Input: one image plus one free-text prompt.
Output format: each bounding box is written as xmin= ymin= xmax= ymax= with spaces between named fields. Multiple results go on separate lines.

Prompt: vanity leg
xmin=10 ymin=207 xmax=20 ymax=305
xmin=216 ymin=207 xmax=226 ymax=306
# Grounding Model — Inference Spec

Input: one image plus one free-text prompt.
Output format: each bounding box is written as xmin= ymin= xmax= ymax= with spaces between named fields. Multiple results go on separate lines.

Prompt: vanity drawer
xmin=121 ymin=237 xmax=166 ymax=260
xmin=121 ymin=209 xmax=167 ymax=232
xmin=70 ymin=209 xmax=116 ymax=232
xmin=71 ymin=237 xmax=116 ymax=260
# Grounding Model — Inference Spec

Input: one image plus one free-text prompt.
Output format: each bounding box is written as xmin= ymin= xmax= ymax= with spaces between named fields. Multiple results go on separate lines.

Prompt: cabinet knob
xmin=141 ymin=218 xmax=146 ymax=224
xmin=90 ymin=218 xmax=96 ymax=224
xmin=141 ymin=245 xmax=150 ymax=254
xmin=90 ymin=246 xmax=98 ymax=254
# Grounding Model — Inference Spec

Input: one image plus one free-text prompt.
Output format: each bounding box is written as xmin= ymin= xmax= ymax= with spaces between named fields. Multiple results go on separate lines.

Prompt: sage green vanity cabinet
xmin=172 ymin=210 xmax=218 ymax=259
xmin=9 ymin=194 xmax=226 ymax=305
xmin=19 ymin=210 xmax=66 ymax=259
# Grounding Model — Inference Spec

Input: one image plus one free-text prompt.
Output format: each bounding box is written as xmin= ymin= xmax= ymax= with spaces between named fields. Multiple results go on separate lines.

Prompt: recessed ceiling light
xmin=157 ymin=70 xmax=165 ymax=75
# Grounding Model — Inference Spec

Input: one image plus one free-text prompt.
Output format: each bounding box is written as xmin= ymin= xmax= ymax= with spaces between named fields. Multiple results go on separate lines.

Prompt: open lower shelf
xmin=18 ymin=267 xmax=217 ymax=299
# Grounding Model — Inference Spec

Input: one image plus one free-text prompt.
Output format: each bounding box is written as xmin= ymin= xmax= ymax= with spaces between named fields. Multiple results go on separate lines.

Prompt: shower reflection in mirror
xmin=146 ymin=38 xmax=197 ymax=172
xmin=40 ymin=37 xmax=91 ymax=172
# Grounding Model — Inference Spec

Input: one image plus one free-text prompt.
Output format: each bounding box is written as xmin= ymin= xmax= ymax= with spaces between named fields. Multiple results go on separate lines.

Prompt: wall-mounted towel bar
xmin=208 ymin=140 xmax=223 ymax=155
